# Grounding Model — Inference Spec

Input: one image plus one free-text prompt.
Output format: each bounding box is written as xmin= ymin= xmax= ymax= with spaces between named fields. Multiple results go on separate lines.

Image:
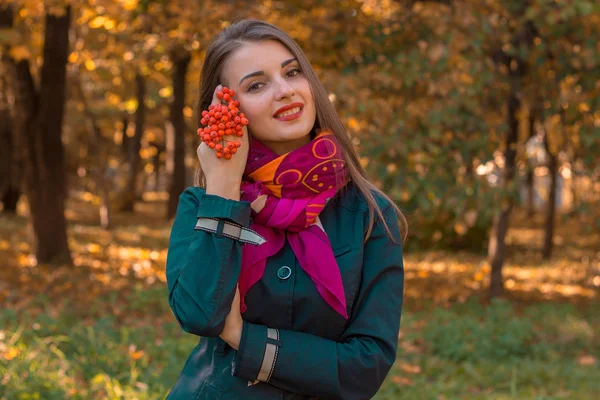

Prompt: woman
xmin=166 ymin=19 xmax=407 ymax=400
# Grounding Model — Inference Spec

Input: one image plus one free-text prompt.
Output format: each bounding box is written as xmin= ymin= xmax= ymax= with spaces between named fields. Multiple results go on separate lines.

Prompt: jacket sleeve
xmin=231 ymin=202 xmax=405 ymax=400
xmin=166 ymin=186 xmax=251 ymax=337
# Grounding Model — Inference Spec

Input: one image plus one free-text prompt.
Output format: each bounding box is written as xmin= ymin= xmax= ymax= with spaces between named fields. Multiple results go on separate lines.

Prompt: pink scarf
xmin=239 ymin=131 xmax=350 ymax=319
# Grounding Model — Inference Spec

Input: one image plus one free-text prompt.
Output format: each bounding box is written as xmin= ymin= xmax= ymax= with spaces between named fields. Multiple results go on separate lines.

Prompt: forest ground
xmin=1 ymin=191 xmax=598 ymax=399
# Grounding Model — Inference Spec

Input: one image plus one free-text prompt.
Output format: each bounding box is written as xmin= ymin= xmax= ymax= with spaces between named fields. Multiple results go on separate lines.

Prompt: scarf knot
xmin=238 ymin=131 xmax=350 ymax=319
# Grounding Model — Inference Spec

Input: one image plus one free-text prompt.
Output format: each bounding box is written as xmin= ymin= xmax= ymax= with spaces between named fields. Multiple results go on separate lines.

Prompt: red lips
xmin=273 ymin=102 xmax=304 ymax=118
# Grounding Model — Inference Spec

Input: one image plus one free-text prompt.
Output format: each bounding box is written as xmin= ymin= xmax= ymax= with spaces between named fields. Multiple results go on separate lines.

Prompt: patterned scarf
xmin=239 ymin=130 xmax=350 ymax=319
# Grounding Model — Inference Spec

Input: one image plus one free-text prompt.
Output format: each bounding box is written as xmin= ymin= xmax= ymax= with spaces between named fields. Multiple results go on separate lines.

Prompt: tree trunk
xmin=121 ymin=113 xmax=130 ymax=158
xmin=72 ymin=69 xmax=112 ymax=229
xmin=487 ymin=16 xmax=534 ymax=298
xmin=0 ymin=4 xmax=21 ymax=213
xmin=0 ymin=94 xmax=19 ymax=213
xmin=526 ymin=107 xmax=536 ymax=217
xmin=542 ymin=137 xmax=557 ymax=260
xmin=488 ymin=78 xmax=519 ymax=298
xmin=166 ymin=49 xmax=191 ymax=219
xmin=7 ymin=7 xmax=72 ymax=264
xmin=121 ymin=72 xmax=146 ymax=211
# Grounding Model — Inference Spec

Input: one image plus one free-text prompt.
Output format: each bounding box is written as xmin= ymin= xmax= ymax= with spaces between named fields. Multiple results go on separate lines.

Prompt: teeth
xmin=276 ymin=107 xmax=301 ymax=118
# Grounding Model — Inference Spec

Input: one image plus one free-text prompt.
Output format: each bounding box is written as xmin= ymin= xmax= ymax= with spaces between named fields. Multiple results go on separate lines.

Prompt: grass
xmin=1 ymin=291 xmax=598 ymax=399
xmin=1 ymin=192 xmax=598 ymax=399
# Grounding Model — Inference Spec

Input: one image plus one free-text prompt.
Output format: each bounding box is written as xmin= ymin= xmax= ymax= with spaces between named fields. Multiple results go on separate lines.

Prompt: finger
xmin=240 ymin=126 xmax=249 ymax=145
xmin=212 ymin=84 xmax=223 ymax=106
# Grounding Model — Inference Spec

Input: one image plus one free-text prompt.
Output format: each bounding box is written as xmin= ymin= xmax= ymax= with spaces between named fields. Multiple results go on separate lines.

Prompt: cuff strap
xmin=256 ymin=328 xmax=280 ymax=383
xmin=194 ymin=217 xmax=266 ymax=246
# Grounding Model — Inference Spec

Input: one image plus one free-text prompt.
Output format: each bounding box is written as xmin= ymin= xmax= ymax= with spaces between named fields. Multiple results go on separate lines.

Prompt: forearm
xmin=233 ymin=321 xmax=398 ymax=400
xmin=166 ymin=187 xmax=251 ymax=337
xmin=206 ymin=179 xmax=241 ymax=201
xmin=168 ymin=231 xmax=243 ymax=336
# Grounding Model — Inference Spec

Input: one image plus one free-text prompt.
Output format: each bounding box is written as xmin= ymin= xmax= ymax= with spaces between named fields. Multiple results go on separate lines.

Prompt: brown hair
xmin=194 ymin=19 xmax=407 ymax=244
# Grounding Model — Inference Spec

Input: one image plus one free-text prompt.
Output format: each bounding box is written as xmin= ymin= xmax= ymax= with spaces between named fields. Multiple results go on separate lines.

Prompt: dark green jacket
xmin=165 ymin=183 xmax=404 ymax=400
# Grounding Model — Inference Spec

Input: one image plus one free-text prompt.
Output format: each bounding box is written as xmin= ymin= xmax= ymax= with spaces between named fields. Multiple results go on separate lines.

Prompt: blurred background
xmin=0 ymin=0 xmax=598 ymax=399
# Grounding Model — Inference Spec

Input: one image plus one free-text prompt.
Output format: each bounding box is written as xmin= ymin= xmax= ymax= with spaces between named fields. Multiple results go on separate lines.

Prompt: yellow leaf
xmin=3 ymin=347 xmax=20 ymax=360
xmin=347 ymin=117 xmax=360 ymax=132
xmin=459 ymin=72 xmax=474 ymax=85
xmin=578 ymin=103 xmax=590 ymax=112
xmin=9 ymin=45 xmax=31 ymax=61
xmin=159 ymin=86 xmax=173 ymax=98
xmin=89 ymin=16 xmax=106 ymax=29
xmin=68 ymin=52 xmax=78 ymax=63
xmin=129 ymin=350 xmax=145 ymax=360
xmin=104 ymin=19 xmax=116 ymax=30
xmin=106 ymin=93 xmax=122 ymax=106
xmin=121 ymin=0 xmax=139 ymax=11
xmin=184 ymin=106 xmax=193 ymax=118
xmin=453 ymin=223 xmax=467 ymax=235
xmin=124 ymin=99 xmax=138 ymax=113
xmin=85 ymin=60 xmax=96 ymax=71
xmin=87 ymin=243 xmax=101 ymax=254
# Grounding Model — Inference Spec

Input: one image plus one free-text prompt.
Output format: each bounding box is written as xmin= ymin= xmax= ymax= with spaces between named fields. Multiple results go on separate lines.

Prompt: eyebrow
xmin=238 ymin=58 xmax=298 ymax=85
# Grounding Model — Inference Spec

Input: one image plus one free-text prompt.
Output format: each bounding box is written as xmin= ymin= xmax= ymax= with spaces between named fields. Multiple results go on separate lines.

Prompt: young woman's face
xmin=220 ymin=40 xmax=317 ymax=155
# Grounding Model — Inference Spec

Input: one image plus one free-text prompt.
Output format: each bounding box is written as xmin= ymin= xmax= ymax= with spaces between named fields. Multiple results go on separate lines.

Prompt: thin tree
xmin=487 ymin=14 xmax=535 ymax=298
xmin=120 ymin=72 xmax=146 ymax=212
xmin=166 ymin=46 xmax=191 ymax=219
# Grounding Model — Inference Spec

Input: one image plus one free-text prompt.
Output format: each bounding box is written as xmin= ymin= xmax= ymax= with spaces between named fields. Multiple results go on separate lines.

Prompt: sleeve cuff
xmin=232 ymin=321 xmax=267 ymax=381
xmin=196 ymin=191 xmax=251 ymax=227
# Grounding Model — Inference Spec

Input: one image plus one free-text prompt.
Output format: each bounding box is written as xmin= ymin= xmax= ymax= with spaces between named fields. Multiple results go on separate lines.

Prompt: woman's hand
xmin=219 ymin=285 xmax=243 ymax=350
xmin=197 ymin=84 xmax=250 ymax=200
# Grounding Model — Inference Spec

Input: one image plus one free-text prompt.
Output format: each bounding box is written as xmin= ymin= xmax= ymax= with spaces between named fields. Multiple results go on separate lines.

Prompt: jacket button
xmin=277 ymin=266 xmax=292 ymax=280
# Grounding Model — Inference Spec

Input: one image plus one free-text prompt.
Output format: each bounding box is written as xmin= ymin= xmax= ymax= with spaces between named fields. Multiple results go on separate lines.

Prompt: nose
xmin=274 ymin=77 xmax=295 ymax=100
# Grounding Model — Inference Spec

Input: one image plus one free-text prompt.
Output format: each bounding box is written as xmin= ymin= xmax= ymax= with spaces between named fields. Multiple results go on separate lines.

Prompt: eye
xmin=247 ymin=81 xmax=264 ymax=92
xmin=286 ymin=67 xmax=301 ymax=77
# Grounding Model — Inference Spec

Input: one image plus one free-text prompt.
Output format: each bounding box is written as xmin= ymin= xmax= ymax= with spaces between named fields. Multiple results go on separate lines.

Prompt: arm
xmin=232 ymin=203 xmax=405 ymax=400
xmin=166 ymin=186 xmax=251 ymax=337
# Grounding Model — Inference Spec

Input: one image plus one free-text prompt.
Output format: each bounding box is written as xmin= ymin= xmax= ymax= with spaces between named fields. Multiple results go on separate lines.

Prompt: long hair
xmin=194 ymin=19 xmax=407 ymax=244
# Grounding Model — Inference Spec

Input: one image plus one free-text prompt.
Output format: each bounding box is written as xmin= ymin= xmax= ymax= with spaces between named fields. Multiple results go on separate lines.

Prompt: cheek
xmin=299 ymin=81 xmax=315 ymax=109
xmin=238 ymin=96 xmax=269 ymax=121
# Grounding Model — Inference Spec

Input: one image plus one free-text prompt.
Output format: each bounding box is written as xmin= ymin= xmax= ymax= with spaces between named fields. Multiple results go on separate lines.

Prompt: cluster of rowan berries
xmin=197 ymin=86 xmax=248 ymax=160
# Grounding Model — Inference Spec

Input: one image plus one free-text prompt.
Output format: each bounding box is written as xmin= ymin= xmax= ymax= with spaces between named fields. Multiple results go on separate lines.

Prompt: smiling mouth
xmin=274 ymin=107 xmax=302 ymax=118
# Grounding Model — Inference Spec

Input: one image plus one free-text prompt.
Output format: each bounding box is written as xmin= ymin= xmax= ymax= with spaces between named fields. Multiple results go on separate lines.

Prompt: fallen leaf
xmin=577 ymin=354 xmax=597 ymax=366
xmin=392 ymin=375 xmax=414 ymax=386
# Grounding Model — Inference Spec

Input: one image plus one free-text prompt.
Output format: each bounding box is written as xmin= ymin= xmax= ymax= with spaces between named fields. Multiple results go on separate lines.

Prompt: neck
xmin=260 ymin=133 xmax=312 ymax=155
